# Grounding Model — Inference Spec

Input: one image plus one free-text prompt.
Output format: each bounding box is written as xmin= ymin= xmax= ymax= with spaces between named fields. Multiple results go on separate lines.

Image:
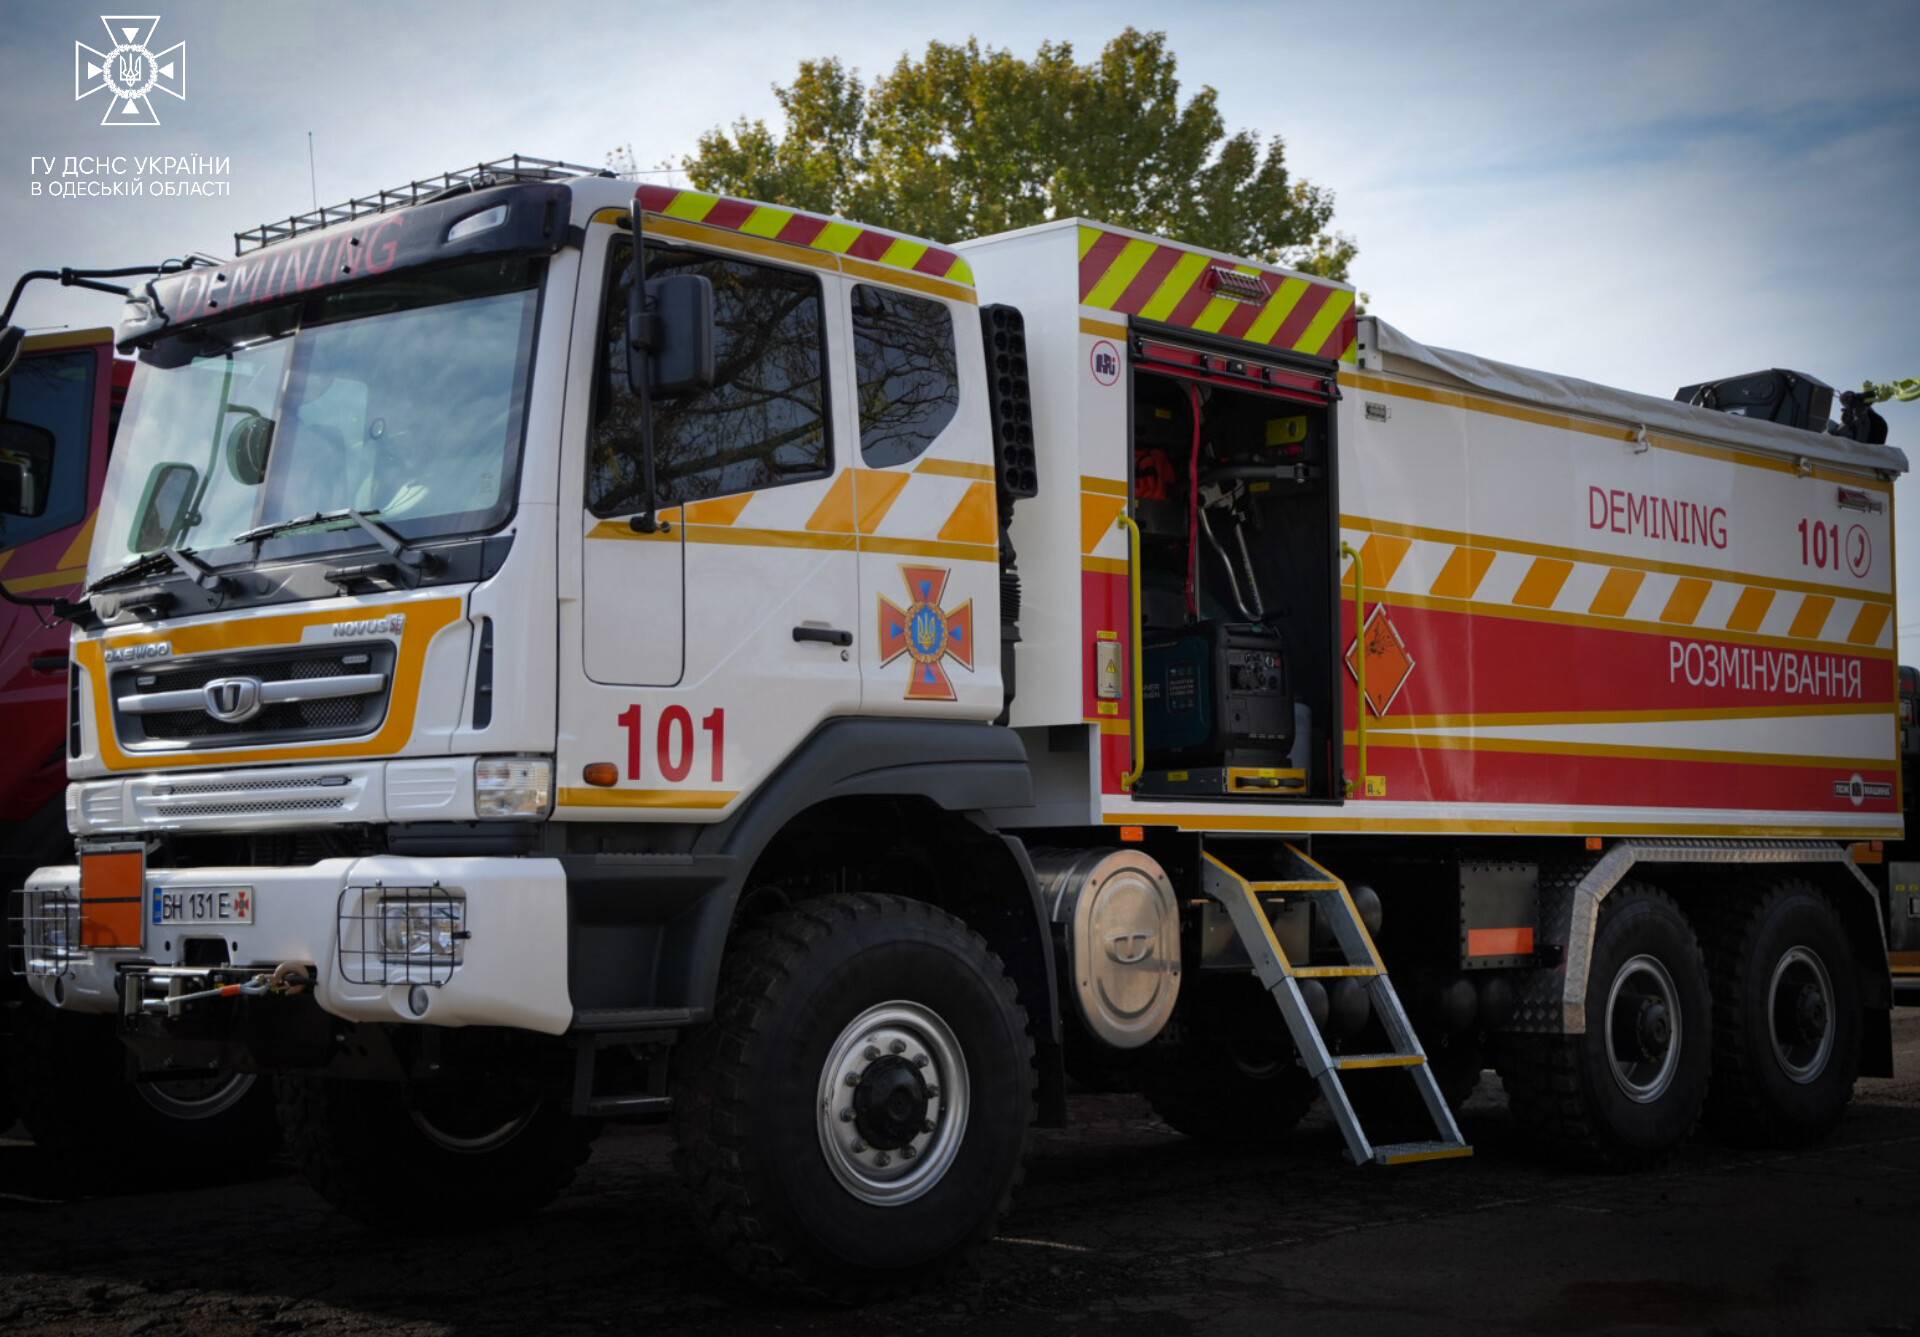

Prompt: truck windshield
xmin=89 ymin=254 xmax=541 ymax=583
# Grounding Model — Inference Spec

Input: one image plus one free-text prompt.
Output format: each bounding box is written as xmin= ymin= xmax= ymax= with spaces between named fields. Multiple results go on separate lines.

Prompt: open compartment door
xmin=1125 ymin=331 xmax=1344 ymax=802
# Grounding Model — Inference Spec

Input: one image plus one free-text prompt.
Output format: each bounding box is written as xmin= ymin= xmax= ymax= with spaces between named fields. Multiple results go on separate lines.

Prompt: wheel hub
xmin=1634 ymin=999 xmax=1672 ymax=1059
xmin=815 ymin=1001 xmax=971 ymax=1208
xmin=1768 ymin=946 xmax=1836 ymax=1084
xmin=1605 ymin=953 xmax=1683 ymax=1104
xmin=851 ymin=1055 xmax=930 ymax=1150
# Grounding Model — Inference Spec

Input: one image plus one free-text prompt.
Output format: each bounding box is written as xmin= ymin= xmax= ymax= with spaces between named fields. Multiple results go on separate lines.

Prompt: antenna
xmin=307 ymin=131 xmax=318 ymax=211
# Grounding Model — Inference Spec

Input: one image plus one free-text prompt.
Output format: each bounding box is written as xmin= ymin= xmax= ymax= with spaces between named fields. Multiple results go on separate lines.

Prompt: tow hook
xmin=120 ymin=960 xmax=315 ymax=1020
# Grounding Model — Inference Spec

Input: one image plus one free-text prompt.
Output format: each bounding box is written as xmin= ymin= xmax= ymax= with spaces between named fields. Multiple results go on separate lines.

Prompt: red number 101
xmin=616 ymin=705 xmax=725 ymax=783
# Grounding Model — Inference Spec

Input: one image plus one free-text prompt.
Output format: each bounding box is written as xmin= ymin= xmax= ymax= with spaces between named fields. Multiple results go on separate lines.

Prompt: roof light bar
xmin=233 ymin=154 xmax=610 ymax=256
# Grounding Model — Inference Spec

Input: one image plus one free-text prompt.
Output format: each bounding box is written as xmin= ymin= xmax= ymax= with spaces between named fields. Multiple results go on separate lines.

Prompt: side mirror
xmin=627 ymin=272 xmax=715 ymax=399
xmin=225 ymin=412 xmax=274 ymax=484
xmin=0 ymin=419 xmax=54 ymax=516
xmin=129 ymin=461 xmax=198 ymax=552
xmin=0 ymin=327 xmax=23 ymax=383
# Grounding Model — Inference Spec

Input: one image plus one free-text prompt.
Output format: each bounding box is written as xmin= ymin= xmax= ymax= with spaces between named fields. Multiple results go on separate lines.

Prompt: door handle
xmin=29 ymin=653 xmax=68 ymax=675
xmin=792 ymin=625 xmax=853 ymax=647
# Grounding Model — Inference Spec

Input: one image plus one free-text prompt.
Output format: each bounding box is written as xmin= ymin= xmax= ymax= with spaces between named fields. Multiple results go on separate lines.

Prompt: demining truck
xmin=5 ymin=155 xmax=1904 ymax=1293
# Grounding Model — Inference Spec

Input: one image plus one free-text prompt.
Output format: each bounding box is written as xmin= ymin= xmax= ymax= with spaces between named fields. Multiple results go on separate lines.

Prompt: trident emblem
xmin=75 ymin=16 xmax=186 ymax=126
xmin=877 ymin=566 xmax=975 ymax=702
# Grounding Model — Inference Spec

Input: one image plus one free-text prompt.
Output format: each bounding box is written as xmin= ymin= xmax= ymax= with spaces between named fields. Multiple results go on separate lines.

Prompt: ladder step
xmin=1336 ymin=1052 xmax=1424 ymax=1070
xmin=1372 ymin=1140 xmax=1473 ymax=1166
xmin=1293 ymin=965 xmax=1381 ymax=978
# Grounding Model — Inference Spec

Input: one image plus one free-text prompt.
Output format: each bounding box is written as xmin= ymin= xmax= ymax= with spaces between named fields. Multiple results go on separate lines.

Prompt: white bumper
xmin=21 ymin=855 xmax=572 ymax=1035
xmin=67 ymin=758 xmax=487 ymax=836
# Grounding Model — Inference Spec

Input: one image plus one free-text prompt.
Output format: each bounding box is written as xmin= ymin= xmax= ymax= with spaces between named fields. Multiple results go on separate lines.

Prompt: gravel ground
xmin=4 ymin=1011 xmax=1919 ymax=1336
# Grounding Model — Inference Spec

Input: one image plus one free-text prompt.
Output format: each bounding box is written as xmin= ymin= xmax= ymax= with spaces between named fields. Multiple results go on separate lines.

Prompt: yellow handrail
xmin=1119 ymin=513 xmax=1146 ymax=790
xmin=1339 ymin=540 xmax=1367 ymax=797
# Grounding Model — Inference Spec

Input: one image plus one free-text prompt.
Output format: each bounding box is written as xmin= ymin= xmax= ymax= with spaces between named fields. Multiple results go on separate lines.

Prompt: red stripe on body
xmin=1216 ymin=291 xmax=1267 ymax=342
xmin=776 ymin=214 xmax=829 ymax=248
xmin=1342 ymin=601 xmax=1894 ymax=718
xmin=700 ymin=198 xmax=756 ymax=232
xmin=846 ymin=230 xmax=893 ymax=261
xmin=1269 ymin=283 xmax=1334 ymax=349
xmin=634 ymin=185 xmax=678 ymax=212
xmin=914 ymin=248 xmax=960 ymax=277
xmin=1078 ymin=230 xmax=1130 ymax=301
xmin=1163 ymin=275 xmax=1217 ymax=329
xmin=1083 ymin=569 xmax=1133 ymax=793
xmin=1109 ymin=244 xmax=1184 ymax=316
xmin=1343 ymin=720 xmax=1898 ymax=814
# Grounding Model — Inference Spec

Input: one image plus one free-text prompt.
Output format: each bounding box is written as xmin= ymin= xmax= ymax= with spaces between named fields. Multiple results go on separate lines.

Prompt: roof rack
xmin=233 ymin=154 xmax=612 ymax=255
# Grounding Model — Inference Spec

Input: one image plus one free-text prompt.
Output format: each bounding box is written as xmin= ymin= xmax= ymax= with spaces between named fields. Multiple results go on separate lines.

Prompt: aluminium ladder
xmin=1201 ymin=843 xmax=1471 ymax=1166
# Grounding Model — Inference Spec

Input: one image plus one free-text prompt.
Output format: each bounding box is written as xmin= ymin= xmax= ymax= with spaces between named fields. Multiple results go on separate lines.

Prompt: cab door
xmin=841 ymin=281 xmax=1003 ymax=717
xmin=565 ymin=226 xmax=859 ymax=813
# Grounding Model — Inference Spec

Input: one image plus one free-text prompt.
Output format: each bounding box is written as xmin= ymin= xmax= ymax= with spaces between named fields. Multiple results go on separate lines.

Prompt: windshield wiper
xmin=235 ymin=508 xmax=435 ymax=576
xmin=88 ymin=545 xmax=224 ymax=595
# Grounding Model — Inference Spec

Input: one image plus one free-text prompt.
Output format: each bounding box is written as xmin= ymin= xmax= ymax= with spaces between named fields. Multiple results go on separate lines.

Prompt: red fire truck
xmin=1 ymin=321 xmax=276 ymax=1168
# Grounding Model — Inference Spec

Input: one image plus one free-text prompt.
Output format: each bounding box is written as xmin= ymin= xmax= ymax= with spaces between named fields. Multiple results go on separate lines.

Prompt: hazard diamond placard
xmin=1344 ymin=606 xmax=1415 ymax=716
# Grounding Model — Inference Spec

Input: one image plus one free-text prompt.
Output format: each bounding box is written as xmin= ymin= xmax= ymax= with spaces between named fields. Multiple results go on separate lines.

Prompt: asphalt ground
xmin=3 ymin=1012 xmax=1918 ymax=1336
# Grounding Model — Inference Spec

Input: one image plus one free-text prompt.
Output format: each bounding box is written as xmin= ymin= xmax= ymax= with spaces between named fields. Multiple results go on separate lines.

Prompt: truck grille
xmin=111 ymin=644 xmax=395 ymax=750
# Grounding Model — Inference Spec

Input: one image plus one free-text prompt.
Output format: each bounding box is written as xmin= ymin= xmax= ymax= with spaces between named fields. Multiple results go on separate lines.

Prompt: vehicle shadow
xmin=0 ymin=1083 xmax=1531 ymax=1335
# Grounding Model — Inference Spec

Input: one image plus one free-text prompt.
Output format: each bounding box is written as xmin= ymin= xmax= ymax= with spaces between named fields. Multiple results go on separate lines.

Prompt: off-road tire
xmin=278 ymin=1075 xmax=595 ymax=1228
xmin=1699 ymin=879 xmax=1860 ymax=1147
xmin=11 ymin=1008 xmax=280 ymax=1181
xmin=1143 ymin=1011 xmax=1317 ymax=1142
xmin=673 ymin=893 xmax=1035 ymax=1301
xmin=1504 ymin=883 xmax=1710 ymax=1169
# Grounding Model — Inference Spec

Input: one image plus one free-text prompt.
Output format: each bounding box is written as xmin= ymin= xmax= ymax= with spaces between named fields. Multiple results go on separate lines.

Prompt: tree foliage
xmin=681 ymin=30 xmax=1356 ymax=279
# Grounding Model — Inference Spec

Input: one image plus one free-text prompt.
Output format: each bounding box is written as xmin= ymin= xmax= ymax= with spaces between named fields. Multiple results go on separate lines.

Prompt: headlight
xmin=474 ymin=756 xmax=552 ymax=819
xmin=380 ymin=900 xmax=462 ymax=959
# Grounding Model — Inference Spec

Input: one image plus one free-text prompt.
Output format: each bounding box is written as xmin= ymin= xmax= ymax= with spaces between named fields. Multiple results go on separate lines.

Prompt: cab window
xmin=0 ymin=349 xmax=95 ymax=548
xmin=850 ymin=284 xmax=958 ymax=469
xmin=590 ymin=238 xmax=831 ymax=514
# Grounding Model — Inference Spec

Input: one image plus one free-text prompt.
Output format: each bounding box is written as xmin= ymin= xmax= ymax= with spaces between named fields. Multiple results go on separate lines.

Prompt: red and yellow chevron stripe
xmin=634 ymin=186 xmax=974 ymax=288
xmin=1077 ymin=225 xmax=1356 ymax=364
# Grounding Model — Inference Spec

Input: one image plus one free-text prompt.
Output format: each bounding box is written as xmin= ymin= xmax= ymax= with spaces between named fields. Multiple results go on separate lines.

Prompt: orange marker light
xmin=1584 ymin=836 xmax=1604 ymax=851
xmin=1120 ymin=825 xmax=1145 ymax=844
xmin=582 ymin=762 xmax=619 ymax=788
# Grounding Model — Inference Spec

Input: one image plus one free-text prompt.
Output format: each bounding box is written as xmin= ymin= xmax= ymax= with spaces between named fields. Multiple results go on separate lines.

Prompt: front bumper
xmin=16 ymin=855 xmax=571 ymax=1035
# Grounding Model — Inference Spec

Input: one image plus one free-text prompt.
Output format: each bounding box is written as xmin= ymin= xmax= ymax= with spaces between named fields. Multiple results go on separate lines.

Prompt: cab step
xmin=1373 ymin=1140 xmax=1475 ymax=1166
xmin=1336 ymin=1052 xmax=1424 ymax=1070
xmin=1200 ymin=842 xmax=1471 ymax=1167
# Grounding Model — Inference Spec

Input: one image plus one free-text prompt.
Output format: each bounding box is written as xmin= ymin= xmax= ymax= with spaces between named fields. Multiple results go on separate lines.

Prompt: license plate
xmin=151 ymin=886 xmax=254 ymax=927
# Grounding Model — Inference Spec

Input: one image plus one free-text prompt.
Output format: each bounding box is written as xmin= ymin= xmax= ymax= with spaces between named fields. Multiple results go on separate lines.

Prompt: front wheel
xmin=11 ymin=1009 xmax=280 ymax=1180
xmin=674 ymin=893 xmax=1035 ymax=1299
xmin=278 ymin=1074 xmax=595 ymax=1228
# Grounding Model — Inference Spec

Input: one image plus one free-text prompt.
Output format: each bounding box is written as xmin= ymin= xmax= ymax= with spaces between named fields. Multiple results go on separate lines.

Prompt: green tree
xmin=680 ymin=29 xmax=1355 ymax=279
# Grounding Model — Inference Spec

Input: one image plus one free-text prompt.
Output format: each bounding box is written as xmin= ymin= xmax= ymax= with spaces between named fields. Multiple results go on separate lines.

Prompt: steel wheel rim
xmin=1605 ymin=953 xmax=1682 ymax=1104
xmin=408 ymin=1093 xmax=538 ymax=1154
xmin=816 ymin=1000 xmax=970 ymax=1208
xmin=1768 ymin=945 xmax=1835 ymax=1084
xmin=135 ymin=1070 xmax=256 ymax=1121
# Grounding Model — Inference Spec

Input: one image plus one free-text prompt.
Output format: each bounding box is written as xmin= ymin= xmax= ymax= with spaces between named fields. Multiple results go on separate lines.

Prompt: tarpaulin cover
xmin=1362 ymin=316 xmax=1908 ymax=476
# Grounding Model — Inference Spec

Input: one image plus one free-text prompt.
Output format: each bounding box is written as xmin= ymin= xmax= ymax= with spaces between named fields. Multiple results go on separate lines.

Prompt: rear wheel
xmin=11 ymin=1009 xmax=280 ymax=1180
xmin=1505 ymin=884 xmax=1710 ymax=1168
xmin=1701 ymin=880 xmax=1860 ymax=1146
xmin=278 ymin=1075 xmax=595 ymax=1228
xmin=673 ymin=893 xmax=1034 ymax=1299
xmin=1143 ymin=986 xmax=1316 ymax=1142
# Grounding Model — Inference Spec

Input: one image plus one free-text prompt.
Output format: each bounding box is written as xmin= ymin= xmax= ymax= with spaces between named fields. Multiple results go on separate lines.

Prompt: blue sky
xmin=4 ymin=0 xmax=1916 ymax=653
